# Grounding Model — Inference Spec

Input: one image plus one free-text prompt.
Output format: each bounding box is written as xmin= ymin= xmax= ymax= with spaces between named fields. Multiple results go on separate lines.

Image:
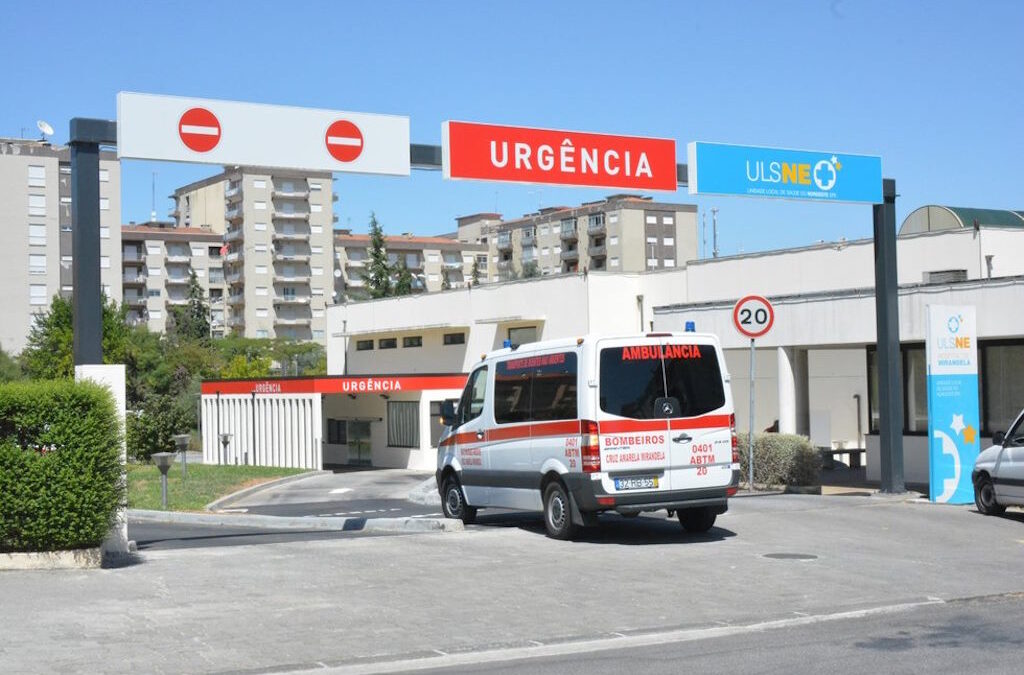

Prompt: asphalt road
xmin=239 ymin=497 xmax=441 ymax=519
xmin=417 ymin=593 xmax=1024 ymax=675
xmin=129 ymin=520 xmax=377 ymax=550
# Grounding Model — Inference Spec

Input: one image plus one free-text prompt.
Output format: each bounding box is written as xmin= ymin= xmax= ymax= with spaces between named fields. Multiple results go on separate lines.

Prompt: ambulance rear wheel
xmin=543 ymin=481 xmax=577 ymax=540
xmin=678 ymin=507 xmax=717 ymax=533
xmin=441 ymin=475 xmax=477 ymax=524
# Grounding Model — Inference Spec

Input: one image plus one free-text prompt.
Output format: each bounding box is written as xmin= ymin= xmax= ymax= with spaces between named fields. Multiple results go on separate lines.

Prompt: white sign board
xmin=117 ymin=92 xmax=410 ymax=176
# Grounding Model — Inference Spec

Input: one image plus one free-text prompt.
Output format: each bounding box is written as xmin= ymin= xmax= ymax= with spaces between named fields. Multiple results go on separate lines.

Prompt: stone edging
xmin=0 ymin=547 xmax=103 ymax=571
xmin=129 ymin=508 xmax=464 ymax=534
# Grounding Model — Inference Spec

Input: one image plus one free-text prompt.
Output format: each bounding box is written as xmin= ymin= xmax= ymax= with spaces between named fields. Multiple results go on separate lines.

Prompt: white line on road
xmin=294 ymin=599 xmax=946 ymax=675
xmin=219 ymin=508 xmax=248 ymax=513
xmin=330 ymin=488 xmax=352 ymax=495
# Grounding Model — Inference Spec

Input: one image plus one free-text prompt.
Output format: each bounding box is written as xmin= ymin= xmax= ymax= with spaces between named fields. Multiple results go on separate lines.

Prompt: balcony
xmin=275 ymin=273 xmax=311 ymax=283
xmin=442 ymin=259 xmax=462 ymax=270
xmin=587 ymin=244 xmax=607 ymax=258
xmin=272 ymin=187 xmax=309 ymax=199
xmin=560 ymin=248 xmax=579 ymax=262
xmin=224 ymin=251 xmax=244 ymax=264
xmin=224 ymin=227 xmax=243 ymax=242
xmin=274 ymin=316 xmax=312 ymax=326
xmin=346 ymin=278 xmax=365 ymax=288
xmin=166 ymin=297 xmax=189 ymax=307
xmin=272 ymin=209 xmax=310 ymax=221
xmin=165 ymin=276 xmax=190 ymax=286
xmin=225 ymin=206 xmax=243 ymax=222
xmin=560 ymin=223 xmax=578 ymax=241
xmin=165 ymin=254 xmax=191 ymax=264
xmin=273 ymin=250 xmax=311 ymax=262
xmin=224 ymin=185 xmax=242 ymax=202
xmin=273 ymin=294 xmax=311 ymax=306
xmin=123 ymin=274 xmax=146 ymax=286
xmin=346 ymin=258 xmax=366 ymax=268
xmin=272 ymin=229 xmax=310 ymax=242
xmin=124 ymin=296 xmax=146 ymax=308
xmin=497 ymin=258 xmax=513 ymax=269
xmin=496 ymin=235 xmax=512 ymax=251
xmin=587 ymin=215 xmax=606 ymax=235
xmin=226 ymin=272 xmax=244 ymax=284
xmin=123 ymin=255 xmax=145 ymax=266
xmin=227 ymin=294 xmax=245 ymax=306
xmin=227 ymin=316 xmax=245 ymax=327
xmin=521 ymin=232 xmax=536 ymax=247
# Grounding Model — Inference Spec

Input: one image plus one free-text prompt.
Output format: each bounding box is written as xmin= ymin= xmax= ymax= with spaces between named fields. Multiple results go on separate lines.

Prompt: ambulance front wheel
xmin=441 ymin=474 xmax=477 ymax=524
xmin=543 ymin=481 xmax=578 ymax=540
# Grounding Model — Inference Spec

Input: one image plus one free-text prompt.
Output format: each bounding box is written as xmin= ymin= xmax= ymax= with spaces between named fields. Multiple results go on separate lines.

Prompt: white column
xmin=75 ymin=364 xmax=128 ymax=556
xmin=777 ymin=347 xmax=797 ymax=434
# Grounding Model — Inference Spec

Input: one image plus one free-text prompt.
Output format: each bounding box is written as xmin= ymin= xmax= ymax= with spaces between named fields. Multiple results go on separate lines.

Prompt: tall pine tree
xmin=364 ymin=212 xmax=392 ymax=298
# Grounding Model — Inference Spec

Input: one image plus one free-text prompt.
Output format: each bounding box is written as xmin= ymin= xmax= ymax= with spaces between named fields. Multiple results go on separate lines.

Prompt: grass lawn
xmin=127 ymin=463 xmax=307 ymax=511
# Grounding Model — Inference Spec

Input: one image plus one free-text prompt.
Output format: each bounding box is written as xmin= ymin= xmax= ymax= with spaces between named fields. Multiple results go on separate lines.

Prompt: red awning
xmin=201 ymin=374 xmax=467 ymax=396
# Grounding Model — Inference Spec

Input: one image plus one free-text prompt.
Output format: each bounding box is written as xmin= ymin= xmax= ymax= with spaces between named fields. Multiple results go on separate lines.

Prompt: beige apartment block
xmin=0 ymin=138 xmax=121 ymax=354
xmin=121 ymin=223 xmax=228 ymax=336
xmin=334 ymin=232 xmax=488 ymax=299
xmin=174 ymin=168 xmax=335 ymax=341
xmin=457 ymin=195 xmax=697 ymax=283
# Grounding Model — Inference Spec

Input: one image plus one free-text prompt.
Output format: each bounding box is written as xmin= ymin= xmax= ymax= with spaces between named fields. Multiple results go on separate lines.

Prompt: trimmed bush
xmin=737 ymin=432 xmax=821 ymax=489
xmin=0 ymin=380 xmax=124 ymax=553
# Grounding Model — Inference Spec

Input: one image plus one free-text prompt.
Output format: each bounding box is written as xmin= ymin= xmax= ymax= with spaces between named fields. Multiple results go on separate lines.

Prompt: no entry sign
xmin=442 ymin=120 xmax=678 ymax=191
xmin=325 ymin=120 xmax=364 ymax=163
xmin=178 ymin=107 xmax=221 ymax=153
xmin=118 ymin=92 xmax=410 ymax=175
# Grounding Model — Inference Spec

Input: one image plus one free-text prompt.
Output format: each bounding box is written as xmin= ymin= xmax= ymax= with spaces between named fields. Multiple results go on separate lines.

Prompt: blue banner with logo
xmin=687 ymin=142 xmax=883 ymax=203
xmin=926 ymin=305 xmax=980 ymax=504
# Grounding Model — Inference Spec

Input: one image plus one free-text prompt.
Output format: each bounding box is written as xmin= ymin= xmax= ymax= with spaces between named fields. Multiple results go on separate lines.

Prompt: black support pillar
xmin=69 ymin=118 xmax=117 ymax=366
xmin=873 ymin=178 xmax=904 ymax=493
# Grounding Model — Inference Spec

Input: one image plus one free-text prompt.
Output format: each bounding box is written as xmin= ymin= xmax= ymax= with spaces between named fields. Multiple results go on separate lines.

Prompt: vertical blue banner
xmin=926 ymin=305 xmax=980 ymax=503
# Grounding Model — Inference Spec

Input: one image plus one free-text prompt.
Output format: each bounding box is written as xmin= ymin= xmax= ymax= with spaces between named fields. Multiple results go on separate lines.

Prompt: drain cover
xmin=762 ymin=553 xmax=818 ymax=561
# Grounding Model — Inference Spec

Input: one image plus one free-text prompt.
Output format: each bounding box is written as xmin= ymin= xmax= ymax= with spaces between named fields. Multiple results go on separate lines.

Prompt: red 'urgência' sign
xmin=442 ymin=121 xmax=678 ymax=191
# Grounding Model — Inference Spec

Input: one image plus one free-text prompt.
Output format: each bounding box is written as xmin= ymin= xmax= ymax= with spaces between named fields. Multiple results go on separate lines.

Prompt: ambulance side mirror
xmin=440 ymin=399 xmax=458 ymax=427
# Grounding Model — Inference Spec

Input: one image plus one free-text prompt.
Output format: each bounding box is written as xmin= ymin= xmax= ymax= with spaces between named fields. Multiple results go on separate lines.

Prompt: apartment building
xmin=0 ymin=137 xmax=121 ymax=354
xmin=121 ymin=222 xmax=228 ymax=336
xmin=173 ymin=168 xmax=336 ymax=341
xmin=334 ymin=231 xmax=488 ymax=299
xmin=456 ymin=195 xmax=697 ymax=282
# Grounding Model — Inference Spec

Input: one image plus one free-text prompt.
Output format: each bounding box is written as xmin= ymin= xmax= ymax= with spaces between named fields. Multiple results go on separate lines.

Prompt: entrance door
xmin=347 ymin=420 xmax=372 ymax=466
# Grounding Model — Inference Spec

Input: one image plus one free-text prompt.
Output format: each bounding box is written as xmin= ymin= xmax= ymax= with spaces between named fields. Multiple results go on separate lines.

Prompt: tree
xmin=521 ymin=261 xmax=541 ymax=278
xmin=220 ymin=354 xmax=272 ymax=379
xmin=167 ymin=270 xmax=210 ymax=342
xmin=393 ymin=259 xmax=414 ymax=296
xmin=21 ymin=294 xmax=130 ymax=380
xmin=364 ymin=212 xmax=392 ymax=298
xmin=441 ymin=266 xmax=452 ymax=290
xmin=471 ymin=257 xmax=481 ymax=286
xmin=0 ymin=345 xmax=21 ymax=382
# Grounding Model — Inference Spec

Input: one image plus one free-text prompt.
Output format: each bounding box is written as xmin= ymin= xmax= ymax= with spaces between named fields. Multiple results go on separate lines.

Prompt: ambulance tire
xmin=678 ymin=507 xmax=717 ymax=533
xmin=543 ymin=481 xmax=578 ymax=540
xmin=441 ymin=475 xmax=477 ymax=524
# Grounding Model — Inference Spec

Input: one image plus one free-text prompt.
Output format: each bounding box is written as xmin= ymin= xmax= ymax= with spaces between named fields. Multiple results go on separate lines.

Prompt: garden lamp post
xmin=152 ymin=452 xmax=175 ymax=510
xmin=173 ymin=434 xmax=191 ymax=478
xmin=219 ymin=432 xmax=233 ymax=466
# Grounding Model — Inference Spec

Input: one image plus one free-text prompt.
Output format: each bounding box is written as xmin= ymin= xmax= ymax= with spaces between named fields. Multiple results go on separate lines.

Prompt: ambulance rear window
xmin=599 ymin=343 xmax=725 ymax=419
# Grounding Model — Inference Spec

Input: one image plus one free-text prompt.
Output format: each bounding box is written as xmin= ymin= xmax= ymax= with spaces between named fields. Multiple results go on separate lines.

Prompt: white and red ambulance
xmin=437 ymin=332 xmax=740 ymax=539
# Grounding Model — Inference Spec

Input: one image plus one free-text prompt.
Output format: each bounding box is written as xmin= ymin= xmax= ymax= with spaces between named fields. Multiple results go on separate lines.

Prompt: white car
xmin=972 ymin=408 xmax=1024 ymax=515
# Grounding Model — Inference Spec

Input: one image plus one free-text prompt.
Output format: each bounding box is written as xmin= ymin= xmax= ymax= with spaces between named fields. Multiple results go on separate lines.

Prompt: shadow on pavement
xmin=470 ymin=511 xmax=736 ymax=545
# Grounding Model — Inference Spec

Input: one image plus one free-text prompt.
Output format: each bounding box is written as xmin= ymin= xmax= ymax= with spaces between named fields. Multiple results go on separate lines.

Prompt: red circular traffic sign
xmin=733 ymin=295 xmax=775 ymax=339
xmin=178 ymin=107 xmax=221 ymax=153
xmin=325 ymin=120 xmax=364 ymax=162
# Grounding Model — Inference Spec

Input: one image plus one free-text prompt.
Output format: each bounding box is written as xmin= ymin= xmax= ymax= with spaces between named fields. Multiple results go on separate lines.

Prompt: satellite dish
xmin=36 ymin=120 xmax=54 ymax=138
xmin=333 ymin=268 xmax=342 ymax=278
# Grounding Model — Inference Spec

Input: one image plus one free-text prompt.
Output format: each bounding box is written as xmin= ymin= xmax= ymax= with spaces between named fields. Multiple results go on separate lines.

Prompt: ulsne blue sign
xmin=687 ymin=142 xmax=883 ymax=203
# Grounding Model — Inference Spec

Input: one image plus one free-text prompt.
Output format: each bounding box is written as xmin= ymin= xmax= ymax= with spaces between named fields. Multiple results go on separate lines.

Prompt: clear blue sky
xmin=3 ymin=0 xmax=1021 ymax=255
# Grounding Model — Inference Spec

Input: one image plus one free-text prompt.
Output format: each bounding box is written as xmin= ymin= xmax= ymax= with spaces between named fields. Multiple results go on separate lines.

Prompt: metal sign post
xmin=733 ymin=295 xmax=775 ymax=489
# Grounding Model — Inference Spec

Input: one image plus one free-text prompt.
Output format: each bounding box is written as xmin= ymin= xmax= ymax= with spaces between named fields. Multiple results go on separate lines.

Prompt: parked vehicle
xmin=973 ymin=408 xmax=1024 ymax=515
xmin=437 ymin=332 xmax=741 ymax=539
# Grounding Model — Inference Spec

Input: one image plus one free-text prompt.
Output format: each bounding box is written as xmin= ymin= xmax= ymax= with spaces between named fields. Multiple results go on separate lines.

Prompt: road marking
xmin=219 ymin=508 xmax=248 ymax=513
xmin=330 ymin=488 xmax=352 ymax=494
xmin=301 ymin=599 xmax=946 ymax=674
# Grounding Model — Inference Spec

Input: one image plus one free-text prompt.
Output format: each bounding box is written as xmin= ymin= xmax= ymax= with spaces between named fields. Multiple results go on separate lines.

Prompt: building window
xmin=29 ymin=224 xmax=46 ymax=246
xmin=254 ymin=222 xmax=267 ymax=231
xmin=647 ymin=258 xmax=658 ymax=268
xmin=256 ymin=308 xmax=269 ymax=318
xmin=311 ymin=226 xmax=323 ymax=234
xmin=312 ymin=309 xmax=325 ymax=318
xmin=191 ymin=247 xmax=205 ymax=257
xmin=312 ymin=267 xmax=324 ymax=276
xmin=310 ymin=182 xmax=322 ymax=191
xmin=99 ymin=198 xmax=110 ymax=211
xmin=356 ymin=339 xmax=374 ymax=351
xmin=28 ymin=194 xmax=46 ymax=217
xmin=427 ymin=273 xmax=439 ymax=282
xmin=209 ymin=246 xmax=222 ymax=258
xmin=100 ymin=256 xmax=110 ymax=269
xmin=387 ymin=401 xmax=419 ymax=448
xmin=662 ymin=216 xmax=674 ymax=225
xmin=254 ymin=244 xmax=268 ymax=253
xmin=29 ymin=254 xmax=46 ymax=275
xmin=984 ymin=342 xmax=1024 ymax=435
xmin=255 ymin=287 xmax=269 ymax=296
xmin=663 ymin=237 xmax=675 ymax=246
xmin=99 ymin=169 xmax=110 ymax=182
xmin=311 ymin=245 xmax=323 ymax=254
xmin=609 ymin=236 xmax=619 ymax=246
xmin=254 ymin=201 xmax=267 ymax=210
xmin=30 ymin=284 xmax=48 ymax=305
xmin=608 ymin=213 xmax=619 ymax=224
xmin=327 ymin=419 xmax=348 ymax=444
xmin=508 ymin=326 xmax=538 ymax=345
xmin=147 ymin=289 xmax=161 ymax=298
xmin=255 ymin=265 xmax=268 ymax=275
xmin=313 ymin=330 xmax=324 ymax=340
xmin=311 ymin=204 xmax=323 ymax=213
xmin=443 ymin=332 xmax=465 ymax=346
xmin=100 ymin=227 xmax=110 ymax=239
xmin=28 ymin=165 xmax=46 ymax=188
xmin=379 ymin=338 xmax=397 ymax=349
xmin=403 ymin=336 xmax=422 ymax=348
xmin=256 ymin=329 xmax=269 ymax=338
xmin=645 ymin=216 xmax=658 ymax=224
xmin=150 ymin=309 xmax=162 ymax=320
xmin=664 ymin=260 xmax=676 ymax=268
xmin=253 ymin=179 xmax=266 ymax=189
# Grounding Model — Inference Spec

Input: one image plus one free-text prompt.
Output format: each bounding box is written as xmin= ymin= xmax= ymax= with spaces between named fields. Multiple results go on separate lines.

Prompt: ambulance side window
xmin=458 ymin=367 xmax=488 ymax=427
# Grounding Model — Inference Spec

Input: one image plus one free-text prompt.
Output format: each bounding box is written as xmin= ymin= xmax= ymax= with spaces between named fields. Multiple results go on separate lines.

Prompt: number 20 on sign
xmin=732 ymin=295 xmax=774 ymax=491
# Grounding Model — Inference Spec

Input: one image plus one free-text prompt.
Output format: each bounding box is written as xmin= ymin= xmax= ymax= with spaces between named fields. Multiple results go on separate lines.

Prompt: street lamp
xmin=173 ymin=434 xmax=191 ymax=478
xmin=219 ymin=432 xmax=233 ymax=465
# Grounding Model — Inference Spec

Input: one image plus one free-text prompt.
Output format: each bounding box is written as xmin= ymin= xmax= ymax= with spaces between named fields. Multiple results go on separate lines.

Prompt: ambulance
xmin=437 ymin=332 xmax=741 ymax=539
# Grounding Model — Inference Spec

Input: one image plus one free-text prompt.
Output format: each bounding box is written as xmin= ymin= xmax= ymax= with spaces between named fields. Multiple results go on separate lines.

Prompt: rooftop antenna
xmin=711 ymin=207 xmax=720 ymax=258
xmin=36 ymin=120 xmax=54 ymax=142
xmin=701 ymin=210 xmax=707 ymax=259
xmin=150 ymin=172 xmax=157 ymax=222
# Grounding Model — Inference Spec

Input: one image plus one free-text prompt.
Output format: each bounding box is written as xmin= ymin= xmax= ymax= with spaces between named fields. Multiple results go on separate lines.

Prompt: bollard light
xmin=173 ymin=434 xmax=191 ymax=479
xmin=152 ymin=452 xmax=175 ymax=510
xmin=219 ymin=432 xmax=233 ymax=466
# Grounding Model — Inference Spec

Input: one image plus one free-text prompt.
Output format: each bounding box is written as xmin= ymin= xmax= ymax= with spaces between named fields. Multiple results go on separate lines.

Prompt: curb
xmin=205 ymin=470 xmax=327 ymax=511
xmin=129 ymin=509 xmax=464 ymax=534
xmin=0 ymin=547 xmax=102 ymax=571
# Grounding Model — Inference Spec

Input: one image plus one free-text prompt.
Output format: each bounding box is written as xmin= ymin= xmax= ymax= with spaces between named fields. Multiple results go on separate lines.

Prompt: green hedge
xmin=737 ymin=432 xmax=821 ymax=488
xmin=0 ymin=380 xmax=124 ymax=552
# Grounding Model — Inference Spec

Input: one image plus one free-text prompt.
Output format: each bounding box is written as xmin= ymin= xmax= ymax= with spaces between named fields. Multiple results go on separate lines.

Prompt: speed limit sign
xmin=733 ymin=295 xmax=774 ymax=339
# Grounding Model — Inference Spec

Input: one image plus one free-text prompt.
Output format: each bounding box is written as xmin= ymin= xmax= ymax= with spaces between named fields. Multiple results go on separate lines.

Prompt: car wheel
xmin=441 ymin=474 xmax=477 ymax=524
xmin=974 ymin=475 xmax=1006 ymax=516
xmin=678 ymin=507 xmax=717 ymax=533
xmin=543 ymin=481 xmax=578 ymax=540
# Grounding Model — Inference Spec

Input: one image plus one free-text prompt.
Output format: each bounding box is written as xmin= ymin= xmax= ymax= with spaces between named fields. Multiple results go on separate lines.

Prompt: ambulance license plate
xmin=614 ymin=476 xmax=658 ymax=491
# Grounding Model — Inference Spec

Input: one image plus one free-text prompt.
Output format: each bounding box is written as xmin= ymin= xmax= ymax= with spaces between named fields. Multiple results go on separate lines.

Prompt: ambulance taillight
xmin=581 ymin=419 xmax=601 ymax=473
xmin=730 ymin=413 xmax=740 ymax=464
